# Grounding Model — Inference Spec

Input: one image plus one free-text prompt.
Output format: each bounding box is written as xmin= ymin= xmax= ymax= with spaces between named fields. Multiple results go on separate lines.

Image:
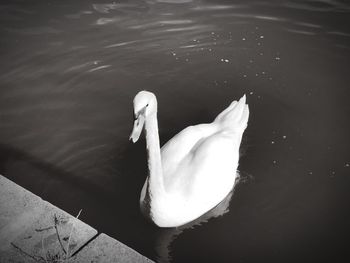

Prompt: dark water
xmin=1 ymin=0 xmax=350 ymax=262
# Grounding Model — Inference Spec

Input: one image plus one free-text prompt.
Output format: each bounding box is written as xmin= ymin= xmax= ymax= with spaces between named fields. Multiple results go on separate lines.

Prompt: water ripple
xmin=87 ymin=65 xmax=112 ymax=72
xmin=95 ymin=17 xmax=120 ymax=25
xmin=165 ymin=25 xmax=210 ymax=32
xmin=105 ymin=40 xmax=139 ymax=48
xmin=155 ymin=0 xmax=194 ymax=3
xmin=327 ymin=31 xmax=350 ymax=37
xmin=286 ymin=28 xmax=317 ymax=35
xmin=5 ymin=26 xmax=62 ymax=35
xmin=282 ymin=0 xmax=350 ymax=12
xmin=92 ymin=3 xmax=119 ymax=13
xmin=191 ymin=5 xmax=245 ymax=11
xmin=211 ymin=13 xmax=287 ymax=22
xmin=129 ymin=19 xmax=193 ymax=29
xmin=294 ymin=22 xmax=322 ymax=28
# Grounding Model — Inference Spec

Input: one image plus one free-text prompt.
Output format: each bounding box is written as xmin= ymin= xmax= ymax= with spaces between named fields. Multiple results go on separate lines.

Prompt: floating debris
xmin=220 ymin=59 xmax=229 ymax=63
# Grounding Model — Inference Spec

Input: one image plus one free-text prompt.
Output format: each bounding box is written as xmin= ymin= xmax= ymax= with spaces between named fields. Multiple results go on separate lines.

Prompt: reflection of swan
xmin=130 ymin=91 xmax=249 ymax=227
xmin=155 ymin=189 xmax=235 ymax=263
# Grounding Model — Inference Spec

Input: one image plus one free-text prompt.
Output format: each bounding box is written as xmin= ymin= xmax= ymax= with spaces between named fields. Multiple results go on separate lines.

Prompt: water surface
xmin=0 ymin=0 xmax=349 ymax=262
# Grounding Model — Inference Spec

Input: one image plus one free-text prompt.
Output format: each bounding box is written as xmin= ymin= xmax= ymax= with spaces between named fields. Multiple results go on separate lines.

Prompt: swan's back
xmin=160 ymin=95 xmax=249 ymax=194
xmin=161 ymin=95 xmax=248 ymax=161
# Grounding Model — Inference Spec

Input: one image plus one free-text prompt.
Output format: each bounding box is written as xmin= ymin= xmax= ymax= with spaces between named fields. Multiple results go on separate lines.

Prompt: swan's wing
xmin=162 ymin=131 xmax=240 ymax=198
xmin=188 ymin=131 xmax=241 ymax=190
xmin=161 ymin=123 xmax=218 ymax=182
xmin=161 ymin=94 xmax=248 ymax=170
xmin=161 ymin=95 xmax=249 ymax=196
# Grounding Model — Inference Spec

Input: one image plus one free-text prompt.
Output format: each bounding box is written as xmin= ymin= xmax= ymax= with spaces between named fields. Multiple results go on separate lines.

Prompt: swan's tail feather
xmin=214 ymin=95 xmax=249 ymax=132
xmin=214 ymin=101 xmax=238 ymax=122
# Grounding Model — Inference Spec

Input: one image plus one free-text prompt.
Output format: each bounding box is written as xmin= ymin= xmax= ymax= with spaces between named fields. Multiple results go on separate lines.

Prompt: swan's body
xmin=130 ymin=91 xmax=249 ymax=227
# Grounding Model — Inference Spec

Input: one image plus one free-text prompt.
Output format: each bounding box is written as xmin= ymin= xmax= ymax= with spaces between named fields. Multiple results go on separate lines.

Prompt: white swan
xmin=130 ymin=91 xmax=249 ymax=227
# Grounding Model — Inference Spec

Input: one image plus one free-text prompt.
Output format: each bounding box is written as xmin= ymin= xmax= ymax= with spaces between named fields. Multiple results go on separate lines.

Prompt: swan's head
xmin=129 ymin=91 xmax=157 ymax=143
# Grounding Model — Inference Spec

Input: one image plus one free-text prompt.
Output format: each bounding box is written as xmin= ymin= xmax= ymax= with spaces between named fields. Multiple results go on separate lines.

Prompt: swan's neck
xmin=145 ymin=112 xmax=165 ymax=196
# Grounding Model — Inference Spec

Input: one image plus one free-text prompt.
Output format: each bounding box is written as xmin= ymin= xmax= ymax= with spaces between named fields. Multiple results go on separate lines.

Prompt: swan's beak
xmin=129 ymin=113 xmax=145 ymax=143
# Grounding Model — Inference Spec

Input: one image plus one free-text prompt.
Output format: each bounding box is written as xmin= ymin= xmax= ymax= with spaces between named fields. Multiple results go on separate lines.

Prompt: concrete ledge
xmin=0 ymin=175 xmax=154 ymax=263
xmin=73 ymin=233 xmax=153 ymax=263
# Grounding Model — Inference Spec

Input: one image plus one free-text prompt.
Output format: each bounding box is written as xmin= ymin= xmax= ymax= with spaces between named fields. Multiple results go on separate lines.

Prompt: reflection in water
xmin=155 ymin=188 xmax=234 ymax=263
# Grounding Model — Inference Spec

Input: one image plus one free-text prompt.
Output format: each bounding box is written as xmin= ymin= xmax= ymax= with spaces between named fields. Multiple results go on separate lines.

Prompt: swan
xmin=130 ymin=91 xmax=249 ymax=227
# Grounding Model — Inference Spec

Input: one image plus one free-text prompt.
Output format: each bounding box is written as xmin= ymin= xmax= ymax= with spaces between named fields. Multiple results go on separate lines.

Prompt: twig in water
xmin=65 ymin=209 xmax=82 ymax=262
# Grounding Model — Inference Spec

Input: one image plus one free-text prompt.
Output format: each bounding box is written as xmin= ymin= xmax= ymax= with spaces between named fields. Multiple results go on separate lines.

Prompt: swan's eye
xmin=146 ymin=103 xmax=149 ymax=107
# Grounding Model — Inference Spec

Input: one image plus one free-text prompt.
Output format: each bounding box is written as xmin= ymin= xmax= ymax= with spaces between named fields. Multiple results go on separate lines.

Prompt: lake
xmin=0 ymin=0 xmax=349 ymax=262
